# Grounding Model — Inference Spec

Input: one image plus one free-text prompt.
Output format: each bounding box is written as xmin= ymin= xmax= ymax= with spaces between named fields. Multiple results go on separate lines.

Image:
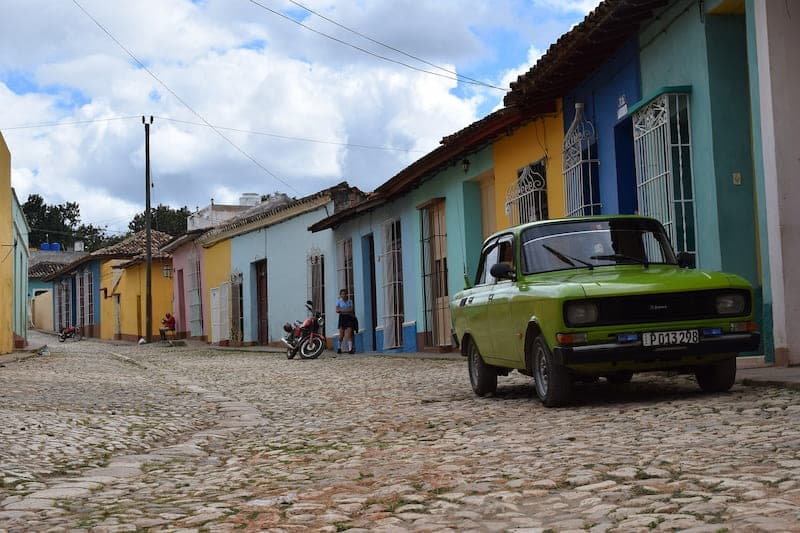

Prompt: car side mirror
xmin=490 ymin=262 xmax=516 ymax=281
xmin=677 ymin=252 xmax=696 ymax=269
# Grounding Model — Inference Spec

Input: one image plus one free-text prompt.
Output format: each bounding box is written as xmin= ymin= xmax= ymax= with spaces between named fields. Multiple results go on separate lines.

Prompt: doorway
xmin=361 ymin=234 xmax=378 ymax=351
xmin=255 ymin=260 xmax=269 ymax=344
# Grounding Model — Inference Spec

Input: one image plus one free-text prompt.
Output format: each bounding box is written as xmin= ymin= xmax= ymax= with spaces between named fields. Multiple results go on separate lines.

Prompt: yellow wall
xmin=492 ymin=100 xmax=566 ymax=230
xmin=0 ymin=134 xmax=13 ymax=354
xmin=202 ymin=240 xmax=231 ymax=340
xmin=32 ymin=291 xmax=53 ymax=331
xmin=100 ymin=260 xmax=114 ymax=339
xmin=103 ymin=259 xmax=174 ymax=341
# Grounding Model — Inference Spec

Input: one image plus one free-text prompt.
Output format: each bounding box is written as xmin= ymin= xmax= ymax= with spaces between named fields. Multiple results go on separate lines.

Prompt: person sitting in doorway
xmin=160 ymin=312 xmax=176 ymax=342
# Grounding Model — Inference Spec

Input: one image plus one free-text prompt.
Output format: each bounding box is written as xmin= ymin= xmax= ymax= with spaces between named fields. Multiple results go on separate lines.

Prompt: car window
xmin=521 ymin=219 xmax=677 ymax=274
xmin=495 ymin=236 xmax=515 ymax=282
xmin=476 ymin=245 xmax=499 ymax=285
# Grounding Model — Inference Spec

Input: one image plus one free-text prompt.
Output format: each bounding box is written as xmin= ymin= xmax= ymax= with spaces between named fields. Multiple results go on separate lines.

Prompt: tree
xmin=128 ymin=204 xmax=190 ymax=236
xmin=23 ymin=194 xmax=82 ymax=249
xmin=22 ymin=194 xmax=124 ymax=252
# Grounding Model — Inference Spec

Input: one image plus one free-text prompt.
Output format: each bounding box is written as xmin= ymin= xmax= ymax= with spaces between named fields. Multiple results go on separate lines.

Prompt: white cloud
xmin=1 ymin=0 xmax=591 ymax=234
xmin=533 ymin=0 xmax=602 ymax=16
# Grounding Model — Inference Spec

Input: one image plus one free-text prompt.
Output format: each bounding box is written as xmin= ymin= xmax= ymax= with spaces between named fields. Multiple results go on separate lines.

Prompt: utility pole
xmin=143 ymin=115 xmax=154 ymax=343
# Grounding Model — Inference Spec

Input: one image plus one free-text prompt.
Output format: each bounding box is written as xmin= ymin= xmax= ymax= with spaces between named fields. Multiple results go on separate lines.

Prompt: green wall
xmin=409 ymin=145 xmax=493 ymax=332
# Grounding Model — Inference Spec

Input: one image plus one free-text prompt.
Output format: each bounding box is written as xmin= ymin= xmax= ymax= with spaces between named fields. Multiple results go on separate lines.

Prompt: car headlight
xmin=565 ymin=301 xmax=599 ymax=326
xmin=716 ymin=293 xmax=746 ymax=315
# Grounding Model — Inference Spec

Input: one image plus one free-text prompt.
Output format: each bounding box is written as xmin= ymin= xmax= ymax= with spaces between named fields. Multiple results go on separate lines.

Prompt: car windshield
xmin=521 ymin=218 xmax=678 ymax=275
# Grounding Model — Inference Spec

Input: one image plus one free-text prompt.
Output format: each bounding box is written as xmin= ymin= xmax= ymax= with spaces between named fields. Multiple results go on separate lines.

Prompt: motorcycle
xmin=58 ymin=325 xmax=82 ymax=342
xmin=282 ymin=300 xmax=326 ymax=359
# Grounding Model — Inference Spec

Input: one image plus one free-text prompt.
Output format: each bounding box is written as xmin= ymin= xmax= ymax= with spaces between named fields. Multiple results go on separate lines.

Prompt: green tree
xmin=23 ymin=194 xmax=82 ymax=249
xmin=22 ymin=194 xmax=124 ymax=252
xmin=128 ymin=204 xmax=190 ymax=236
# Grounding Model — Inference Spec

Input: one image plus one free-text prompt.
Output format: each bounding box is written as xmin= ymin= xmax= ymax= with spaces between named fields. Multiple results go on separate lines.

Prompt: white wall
xmin=755 ymin=0 xmax=800 ymax=365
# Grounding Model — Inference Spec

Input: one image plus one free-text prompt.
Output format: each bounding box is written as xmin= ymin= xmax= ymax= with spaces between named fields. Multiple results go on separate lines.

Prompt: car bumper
xmin=552 ymin=332 xmax=761 ymax=365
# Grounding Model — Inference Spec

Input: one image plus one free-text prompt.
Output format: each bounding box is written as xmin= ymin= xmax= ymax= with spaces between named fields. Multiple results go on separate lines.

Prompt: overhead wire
xmin=0 ymin=115 xmax=140 ymax=131
xmin=0 ymin=115 xmax=424 ymax=154
xmin=70 ymin=0 xmax=301 ymax=195
xmin=246 ymin=0 xmax=505 ymax=91
xmin=155 ymin=116 xmax=425 ymax=153
xmin=283 ymin=0 xmax=504 ymax=90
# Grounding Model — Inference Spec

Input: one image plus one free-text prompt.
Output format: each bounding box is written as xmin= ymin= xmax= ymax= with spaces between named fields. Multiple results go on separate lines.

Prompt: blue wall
xmin=564 ymin=39 xmax=641 ymax=215
xmin=230 ymin=204 xmax=337 ymax=343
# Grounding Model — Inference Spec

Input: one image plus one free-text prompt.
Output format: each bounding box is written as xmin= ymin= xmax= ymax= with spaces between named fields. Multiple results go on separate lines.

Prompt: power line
xmin=0 ymin=115 xmax=140 ymax=131
xmin=0 ymin=115 xmax=424 ymax=154
xmin=155 ymin=116 xmax=425 ymax=153
xmin=285 ymin=0 xmax=504 ymax=91
xmin=247 ymin=0 xmax=505 ymax=91
xmin=71 ymin=0 xmax=300 ymax=195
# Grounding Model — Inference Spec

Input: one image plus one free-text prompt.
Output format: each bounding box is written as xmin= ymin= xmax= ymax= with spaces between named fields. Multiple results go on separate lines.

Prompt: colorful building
xmin=0 ymin=133 xmax=14 ymax=354
xmin=197 ymin=184 xmax=363 ymax=345
xmin=11 ymin=189 xmax=30 ymax=348
xmin=46 ymin=230 xmax=172 ymax=340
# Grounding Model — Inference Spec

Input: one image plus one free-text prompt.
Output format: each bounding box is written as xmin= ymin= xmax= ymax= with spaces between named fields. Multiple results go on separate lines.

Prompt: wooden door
xmin=256 ymin=260 xmax=269 ymax=344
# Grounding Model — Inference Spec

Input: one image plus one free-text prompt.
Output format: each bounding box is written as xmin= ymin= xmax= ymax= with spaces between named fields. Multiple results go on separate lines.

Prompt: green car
xmin=450 ymin=216 xmax=760 ymax=407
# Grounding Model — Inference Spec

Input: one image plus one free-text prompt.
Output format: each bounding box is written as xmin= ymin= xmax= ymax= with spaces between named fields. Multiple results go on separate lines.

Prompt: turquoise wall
xmin=639 ymin=1 xmax=763 ymax=354
xmin=639 ymin=0 xmax=721 ymax=271
xmin=706 ymin=15 xmax=758 ymax=287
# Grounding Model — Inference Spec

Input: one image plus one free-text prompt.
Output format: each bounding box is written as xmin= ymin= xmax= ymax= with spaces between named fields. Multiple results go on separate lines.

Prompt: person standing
xmin=336 ymin=289 xmax=356 ymax=354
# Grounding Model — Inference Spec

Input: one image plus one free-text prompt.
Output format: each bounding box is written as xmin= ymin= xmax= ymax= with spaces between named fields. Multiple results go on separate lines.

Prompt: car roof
xmin=484 ymin=215 xmax=662 ymax=242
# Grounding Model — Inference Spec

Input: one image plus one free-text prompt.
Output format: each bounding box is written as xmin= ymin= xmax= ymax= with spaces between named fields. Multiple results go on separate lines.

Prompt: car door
xmin=486 ymin=235 xmax=519 ymax=363
xmin=458 ymin=239 xmax=498 ymax=360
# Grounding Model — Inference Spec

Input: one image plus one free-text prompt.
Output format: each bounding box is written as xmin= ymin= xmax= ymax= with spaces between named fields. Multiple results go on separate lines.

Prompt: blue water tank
xmin=51 ymin=243 xmax=61 ymax=251
xmin=40 ymin=243 xmax=50 ymax=251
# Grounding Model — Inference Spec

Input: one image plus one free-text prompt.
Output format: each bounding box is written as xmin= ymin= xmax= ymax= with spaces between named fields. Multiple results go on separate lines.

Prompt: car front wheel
xmin=467 ymin=339 xmax=497 ymax=397
xmin=695 ymin=356 xmax=736 ymax=393
xmin=532 ymin=335 xmax=572 ymax=407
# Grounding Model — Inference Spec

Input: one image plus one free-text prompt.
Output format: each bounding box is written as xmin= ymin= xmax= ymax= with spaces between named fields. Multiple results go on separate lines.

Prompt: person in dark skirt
xmin=336 ymin=289 xmax=356 ymax=354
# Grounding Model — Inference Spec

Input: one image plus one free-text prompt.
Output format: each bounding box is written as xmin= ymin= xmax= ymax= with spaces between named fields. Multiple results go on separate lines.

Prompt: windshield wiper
xmin=543 ymin=244 xmax=594 ymax=270
xmin=590 ymin=254 xmax=650 ymax=268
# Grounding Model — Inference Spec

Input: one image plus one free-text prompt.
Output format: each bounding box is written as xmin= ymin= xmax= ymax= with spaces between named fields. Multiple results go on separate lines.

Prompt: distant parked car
xmin=450 ymin=216 xmax=760 ymax=407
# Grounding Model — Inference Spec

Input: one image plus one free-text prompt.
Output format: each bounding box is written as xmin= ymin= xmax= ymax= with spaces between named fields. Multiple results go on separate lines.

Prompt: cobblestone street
xmin=1 ymin=332 xmax=800 ymax=532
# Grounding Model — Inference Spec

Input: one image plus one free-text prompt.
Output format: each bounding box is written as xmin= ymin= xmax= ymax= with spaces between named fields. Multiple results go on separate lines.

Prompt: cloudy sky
xmin=0 ymin=0 xmax=599 ymax=235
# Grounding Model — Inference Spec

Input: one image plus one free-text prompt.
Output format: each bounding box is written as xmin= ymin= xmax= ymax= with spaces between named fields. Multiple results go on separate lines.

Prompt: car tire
xmin=695 ymin=356 xmax=736 ymax=393
xmin=467 ymin=339 xmax=497 ymax=397
xmin=532 ymin=335 xmax=572 ymax=407
xmin=606 ymin=370 xmax=634 ymax=384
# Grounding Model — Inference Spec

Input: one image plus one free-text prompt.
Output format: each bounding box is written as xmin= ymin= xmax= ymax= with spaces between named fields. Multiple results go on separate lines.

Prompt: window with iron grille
xmin=307 ymin=253 xmax=325 ymax=316
xmin=76 ymin=272 xmax=84 ymax=326
xmin=86 ymin=270 xmax=94 ymax=324
xmin=381 ymin=220 xmax=404 ymax=349
xmin=563 ymin=103 xmax=601 ymax=217
xmin=505 ymin=159 xmax=548 ymax=226
xmin=336 ymin=239 xmax=354 ymax=304
xmin=633 ymin=92 xmax=696 ymax=257
xmin=419 ymin=200 xmax=450 ymax=347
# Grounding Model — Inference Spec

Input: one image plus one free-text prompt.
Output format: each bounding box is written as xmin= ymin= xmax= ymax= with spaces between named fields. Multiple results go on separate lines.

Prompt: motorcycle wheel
xmin=287 ymin=346 xmax=297 ymax=360
xmin=58 ymin=334 xmax=66 ymax=342
xmin=74 ymin=330 xmax=82 ymax=341
xmin=299 ymin=337 xmax=325 ymax=359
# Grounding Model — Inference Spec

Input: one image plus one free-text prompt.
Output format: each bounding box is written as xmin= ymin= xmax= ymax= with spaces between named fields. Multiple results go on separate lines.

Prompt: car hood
xmin=526 ymin=265 xmax=745 ymax=298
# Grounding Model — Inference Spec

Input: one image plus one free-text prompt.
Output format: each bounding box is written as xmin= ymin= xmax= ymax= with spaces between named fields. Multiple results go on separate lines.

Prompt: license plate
xmin=642 ymin=329 xmax=699 ymax=347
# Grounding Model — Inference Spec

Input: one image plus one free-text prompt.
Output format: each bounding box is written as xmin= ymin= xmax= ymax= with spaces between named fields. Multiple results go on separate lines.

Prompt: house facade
xmin=161 ymin=229 xmax=208 ymax=340
xmin=47 ymin=230 xmax=172 ymax=340
xmin=198 ymin=184 xmax=362 ymax=345
xmin=750 ymin=0 xmax=800 ymax=365
xmin=0 ymin=132 xmax=14 ymax=354
xmin=11 ymin=189 xmax=30 ymax=348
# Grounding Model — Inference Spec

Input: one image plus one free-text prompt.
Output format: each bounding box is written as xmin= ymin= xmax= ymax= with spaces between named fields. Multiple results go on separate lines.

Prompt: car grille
xmin=584 ymin=289 xmax=750 ymax=326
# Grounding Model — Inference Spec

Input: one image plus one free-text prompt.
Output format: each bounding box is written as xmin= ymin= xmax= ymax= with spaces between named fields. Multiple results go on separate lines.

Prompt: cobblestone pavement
xmin=2 ymin=332 xmax=800 ymax=532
